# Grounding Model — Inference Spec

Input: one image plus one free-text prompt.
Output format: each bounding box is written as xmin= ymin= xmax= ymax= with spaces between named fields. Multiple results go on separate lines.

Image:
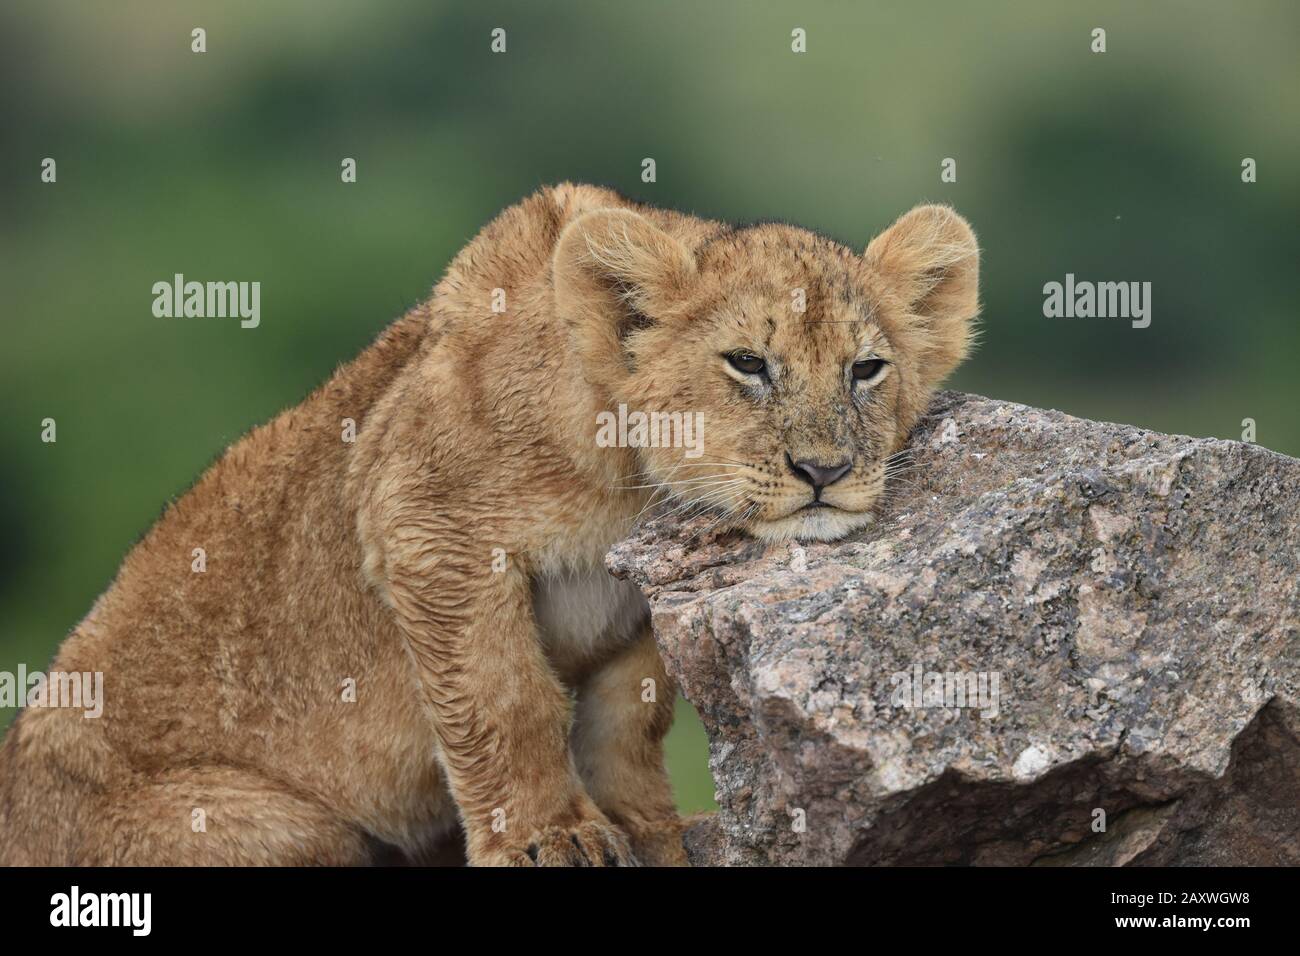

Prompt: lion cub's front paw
xmin=626 ymin=820 xmax=688 ymax=867
xmin=483 ymin=820 xmax=639 ymax=867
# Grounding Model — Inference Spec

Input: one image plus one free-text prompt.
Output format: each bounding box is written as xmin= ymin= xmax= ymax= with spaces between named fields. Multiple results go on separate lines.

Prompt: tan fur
xmin=0 ymin=184 xmax=978 ymax=866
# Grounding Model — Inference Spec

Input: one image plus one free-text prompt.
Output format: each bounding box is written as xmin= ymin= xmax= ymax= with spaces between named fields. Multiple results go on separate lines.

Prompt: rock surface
xmin=607 ymin=391 xmax=1299 ymax=866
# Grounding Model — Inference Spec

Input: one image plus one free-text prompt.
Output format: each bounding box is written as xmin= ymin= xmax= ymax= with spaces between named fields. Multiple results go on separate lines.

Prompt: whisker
xmin=612 ymin=457 xmax=754 ymax=483
xmin=611 ymin=474 xmax=741 ymax=491
xmin=631 ymin=478 xmax=746 ymax=524
xmin=669 ymin=486 xmax=741 ymax=513
xmin=662 ymin=484 xmax=743 ymax=520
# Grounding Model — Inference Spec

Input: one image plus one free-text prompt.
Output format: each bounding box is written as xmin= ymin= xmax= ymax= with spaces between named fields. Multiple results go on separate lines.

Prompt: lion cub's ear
xmin=863 ymin=204 xmax=980 ymax=389
xmin=553 ymin=208 xmax=696 ymax=382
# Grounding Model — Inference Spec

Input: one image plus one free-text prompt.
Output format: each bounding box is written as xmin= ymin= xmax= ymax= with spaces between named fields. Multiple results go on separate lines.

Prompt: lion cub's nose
xmin=786 ymin=455 xmax=853 ymax=493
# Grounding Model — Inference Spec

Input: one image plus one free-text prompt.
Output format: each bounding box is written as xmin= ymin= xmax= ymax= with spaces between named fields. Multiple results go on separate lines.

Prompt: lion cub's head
xmin=554 ymin=202 xmax=979 ymax=542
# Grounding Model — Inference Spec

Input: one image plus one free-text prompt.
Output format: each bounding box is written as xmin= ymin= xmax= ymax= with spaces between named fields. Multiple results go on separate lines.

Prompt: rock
xmin=607 ymin=391 xmax=1299 ymax=866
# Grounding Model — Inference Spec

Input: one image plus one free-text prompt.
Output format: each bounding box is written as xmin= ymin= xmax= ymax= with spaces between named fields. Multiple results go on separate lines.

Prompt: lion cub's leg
xmin=93 ymin=766 xmax=374 ymax=865
xmin=384 ymin=560 xmax=635 ymax=867
xmin=572 ymin=626 xmax=688 ymax=866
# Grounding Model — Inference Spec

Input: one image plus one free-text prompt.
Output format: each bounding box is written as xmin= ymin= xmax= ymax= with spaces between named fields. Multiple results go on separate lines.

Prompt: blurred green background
xmin=1 ymin=0 xmax=1296 ymax=815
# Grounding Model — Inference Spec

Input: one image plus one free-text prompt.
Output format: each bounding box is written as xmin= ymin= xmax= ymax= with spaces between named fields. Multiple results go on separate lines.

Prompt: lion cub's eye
xmin=852 ymin=358 xmax=887 ymax=384
xmin=726 ymin=352 xmax=766 ymax=376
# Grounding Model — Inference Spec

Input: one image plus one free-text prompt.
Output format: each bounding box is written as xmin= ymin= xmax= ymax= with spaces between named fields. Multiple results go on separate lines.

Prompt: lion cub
xmin=0 ymin=184 xmax=978 ymax=866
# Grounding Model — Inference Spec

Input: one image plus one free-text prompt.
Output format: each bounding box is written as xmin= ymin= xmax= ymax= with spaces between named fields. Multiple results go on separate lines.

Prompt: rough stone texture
xmin=607 ymin=391 xmax=1299 ymax=866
